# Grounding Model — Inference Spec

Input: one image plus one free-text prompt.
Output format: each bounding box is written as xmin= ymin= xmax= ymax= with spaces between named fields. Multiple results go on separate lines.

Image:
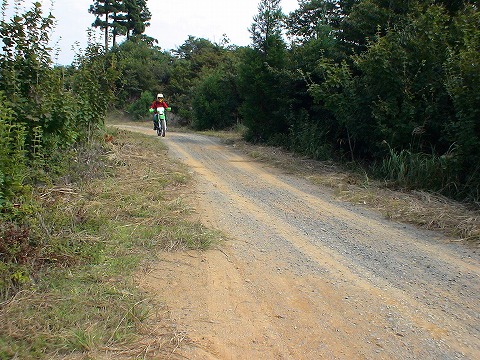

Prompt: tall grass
xmin=288 ymin=118 xmax=333 ymax=161
xmin=378 ymin=146 xmax=458 ymax=195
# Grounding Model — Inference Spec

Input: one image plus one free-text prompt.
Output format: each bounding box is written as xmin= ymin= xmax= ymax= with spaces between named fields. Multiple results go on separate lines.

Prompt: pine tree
xmin=110 ymin=3 xmax=128 ymax=47
xmin=89 ymin=0 xmax=123 ymax=48
xmin=249 ymin=0 xmax=284 ymax=55
xmin=239 ymin=0 xmax=289 ymax=142
xmin=121 ymin=0 xmax=151 ymax=39
xmin=89 ymin=1 xmax=151 ymax=47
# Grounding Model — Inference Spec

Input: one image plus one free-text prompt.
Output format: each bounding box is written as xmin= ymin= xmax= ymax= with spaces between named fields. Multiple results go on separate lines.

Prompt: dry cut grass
xmin=229 ymin=138 xmax=480 ymax=244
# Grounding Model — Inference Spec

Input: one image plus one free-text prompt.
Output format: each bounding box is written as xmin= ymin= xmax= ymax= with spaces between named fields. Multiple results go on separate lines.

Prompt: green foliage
xmin=340 ymin=0 xmax=396 ymax=54
xmin=112 ymin=39 xmax=171 ymax=105
xmin=288 ymin=109 xmax=334 ymax=160
xmin=341 ymin=3 xmax=478 ymax=200
xmin=378 ymin=144 xmax=457 ymax=194
xmin=169 ymin=36 xmax=234 ymax=125
xmin=355 ymin=5 xmax=452 ymax=150
xmin=127 ymin=90 xmax=153 ymax=120
xmin=238 ymin=0 xmax=290 ymax=143
xmin=71 ymin=41 xmax=119 ymax=138
xmin=0 ymin=1 xmax=79 ymax=189
xmin=238 ymin=47 xmax=288 ymax=142
xmin=286 ymin=0 xmax=340 ymax=43
xmin=443 ymin=4 xmax=480 ymax=200
xmin=250 ymin=0 xmax=285 ymax=53
xmin=0 ymin=92 xmax=27 ymax=210
xmin=191 ymin=66 xmax=240 ymax=130
xmin=308 ymin=57 xmax=364 ymax=161
xmin=291 ymin=1 xmax=479 ymax=201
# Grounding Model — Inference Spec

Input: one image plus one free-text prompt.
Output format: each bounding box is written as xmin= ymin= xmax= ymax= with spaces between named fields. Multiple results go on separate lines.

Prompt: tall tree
xmin=239 ymin=0 xmax=289 ymax=142
xmin=89 ymin=0 xmax=123 ymax=49
xmin=249 ymin=0 xmax=285 ymax=55
xmin=89 ymin=0 xmax=151 ymax=47
xmin=119 ymin=0 xmax=151 ymax=40
xmin=286 ymin=0 xmax=341 ymax=44
xmin=110 ymin=3 xmax=128 ymax=47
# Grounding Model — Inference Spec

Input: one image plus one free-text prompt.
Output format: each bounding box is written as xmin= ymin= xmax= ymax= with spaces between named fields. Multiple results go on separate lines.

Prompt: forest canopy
xmin=1 ymin=0 xmax=479 ymax=211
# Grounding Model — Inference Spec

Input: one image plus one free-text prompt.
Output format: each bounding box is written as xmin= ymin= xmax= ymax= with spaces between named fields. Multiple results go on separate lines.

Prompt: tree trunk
xmin=104 ymin=12 xmax=109 ymax=49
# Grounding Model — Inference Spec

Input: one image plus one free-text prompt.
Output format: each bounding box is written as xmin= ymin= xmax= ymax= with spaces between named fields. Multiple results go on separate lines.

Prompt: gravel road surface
xmin=120 ymin=126 xmax=480 ymax=360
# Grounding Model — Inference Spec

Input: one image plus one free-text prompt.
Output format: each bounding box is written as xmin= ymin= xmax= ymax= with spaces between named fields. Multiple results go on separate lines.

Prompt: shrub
xmin=127 ymin=90 xmax=154 ymax=120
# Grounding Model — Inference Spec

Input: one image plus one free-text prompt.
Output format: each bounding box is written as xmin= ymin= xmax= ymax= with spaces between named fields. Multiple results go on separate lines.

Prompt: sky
xmin=3 ymin=0 xmax=300 ymax=65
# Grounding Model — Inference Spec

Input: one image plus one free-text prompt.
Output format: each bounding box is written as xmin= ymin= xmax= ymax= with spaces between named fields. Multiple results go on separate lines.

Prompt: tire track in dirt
xmin=163 ymin=132 xmax=479 ymax=359
xmin=117 ymin=126 xmax=479 ymax=359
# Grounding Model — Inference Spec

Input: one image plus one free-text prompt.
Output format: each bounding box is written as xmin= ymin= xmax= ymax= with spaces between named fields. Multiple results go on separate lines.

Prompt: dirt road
xmin=120 ymin=127 xmax=479 ymax=359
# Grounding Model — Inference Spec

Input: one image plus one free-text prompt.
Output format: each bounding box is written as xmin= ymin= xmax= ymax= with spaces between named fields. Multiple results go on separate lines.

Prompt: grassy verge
xmin=260 ymin=145 xmax=479 ymax=243
xmin=0 ymin=128 xmax=221 ymax=359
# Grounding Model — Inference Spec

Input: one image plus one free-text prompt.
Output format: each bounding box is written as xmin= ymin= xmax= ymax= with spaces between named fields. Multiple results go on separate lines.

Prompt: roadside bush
xmin=127 ymin=90 xmax=153 ymax=120
xmin=192 ymin=71 xmax=239 ymax=130
xmin=0 ymin=93 xmax=27 ymax=211
xmin=357 ymin=5 xmax=452 ymax=153
xmin=71 ymin=43 xmax=119 ymax=138
xmin=0 ymin=1 xmax=120 ymax=300
xmin=288 ymin=111 xmax=334 ymax=161
xmin=303 ymin=3 xmax=478 ymax=202
xmin=443 ymin=4 xmax=480 ymax=201
xmin=0 ymin=135 xmax=112 ymax=300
